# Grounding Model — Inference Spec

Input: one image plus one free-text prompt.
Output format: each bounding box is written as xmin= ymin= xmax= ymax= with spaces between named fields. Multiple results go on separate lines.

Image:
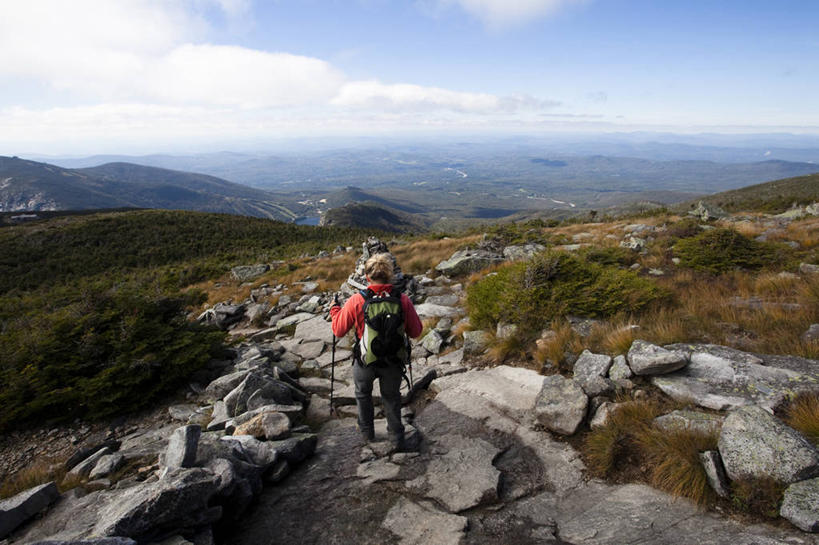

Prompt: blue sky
xmin=1 ymin=0 xmax=817 ymax=154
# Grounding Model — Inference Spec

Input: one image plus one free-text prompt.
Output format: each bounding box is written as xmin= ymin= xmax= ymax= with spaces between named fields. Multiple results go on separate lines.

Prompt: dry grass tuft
xmin=784 ymin=393 xmax=819 ymax=446
xmin=392 ymin=236 xmax=478 ymax=274
xmin=583 ymin=398 xmax=663 ymax=477
xmin=486 ymin=331 xmax=530 ymax=364
xmin=0 ymin=458 xmax=85 ymax=500
xmin=587 ymin=320 xmax=638 ymax=355
xmin=637 ymin=427 xmax=718 ymax=505
xmin=534 ymin=321 xmax=583 ymax=371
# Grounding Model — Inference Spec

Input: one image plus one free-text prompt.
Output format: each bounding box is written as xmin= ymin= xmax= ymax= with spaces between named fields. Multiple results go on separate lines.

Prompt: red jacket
xmin=330 ymin=284 xmax=423 ymax=339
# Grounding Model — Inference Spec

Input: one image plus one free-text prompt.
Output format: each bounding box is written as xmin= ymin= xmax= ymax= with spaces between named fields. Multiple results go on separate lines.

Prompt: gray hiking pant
xmin=353 ymin=361 xmax=404 ymax=442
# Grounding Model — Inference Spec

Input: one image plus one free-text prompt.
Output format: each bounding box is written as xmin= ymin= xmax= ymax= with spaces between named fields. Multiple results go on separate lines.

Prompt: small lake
xmin=295 ymin=216 xmax=321 ymax=226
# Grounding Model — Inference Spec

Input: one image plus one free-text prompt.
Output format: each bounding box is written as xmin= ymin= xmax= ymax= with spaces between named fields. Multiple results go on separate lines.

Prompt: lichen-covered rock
xmin=421 ymin=330 xmax=445 ymax=354
xmin=688 ymin=200 xmax=727 ymax=221
xmin=718 ymin=405 xmax=819 ymax=484
xmin=654 ymin=410 xmax=724 ymax=435
xmin=534 ymin=375 xmax=588 ymax=435
xmin=462 ymin=330 xmax=490 ymax=355
xmin=230 ymin=264 xmax=269 ymax=283
xmin=780 ymin=477 xmax=819 ymax=532
xmin=573 ymin=350 xmax=615 ymax=397
xmin=627 ymin=340 xmax=688 ymax=375
xmin=608 ymin=354 xmax=633 ymax=380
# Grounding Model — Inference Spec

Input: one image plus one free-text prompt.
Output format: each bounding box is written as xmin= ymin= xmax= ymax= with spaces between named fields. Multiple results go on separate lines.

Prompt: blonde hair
xmin=364 ymin=253 xmax=394 ymax=283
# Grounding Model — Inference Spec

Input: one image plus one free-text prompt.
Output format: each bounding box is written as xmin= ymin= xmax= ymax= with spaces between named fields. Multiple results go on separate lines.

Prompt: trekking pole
xmin=330 ymin=333 xmax=337 ymax=416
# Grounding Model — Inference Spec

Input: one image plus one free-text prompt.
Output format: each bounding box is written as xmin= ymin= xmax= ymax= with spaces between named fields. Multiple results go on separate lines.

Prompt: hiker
xmin=330 ymin=252 xmax=423 ymax=448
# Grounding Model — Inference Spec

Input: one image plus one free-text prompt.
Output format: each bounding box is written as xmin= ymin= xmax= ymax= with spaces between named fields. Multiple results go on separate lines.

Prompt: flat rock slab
xmin=535 ymin=375 xmax=588 ymax=436
xmin=427 ymin=366 xmax=546 ymax=423
xmin=654 ymin=410 xmax=724 ymax=435
xmin=652 ymin=348 xmax=819 ymax=411
xmin=274 ymin=312 xmax=315 ymax=330
xmin=0 ymin=482 xmax=60 ymax=539
xmin=381 ymin=497 xmax=468 ymax=545
xmin=290 ymin=340 xmax=325 ymax=360
xmin=407 ymin=434 xmax=500 ymax=513
xmin=718 ymin=405 xmax=819 ymax=484
xmin=628 ymin=340 xmax=688 ymax=375
xmin=293 ymin=316 xmax=332 ymax=343
xmin=316 ymin=349 xmax=353 ymax=368
xmin=781 ymin=477 xmax=819 ymax=532
xmin=413 ymin=303 xmax=460 ymax=319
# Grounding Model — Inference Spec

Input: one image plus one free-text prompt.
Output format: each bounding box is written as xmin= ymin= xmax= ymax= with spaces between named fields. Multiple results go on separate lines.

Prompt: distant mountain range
xmin=0 ymin=157 xmax=303 ymax=221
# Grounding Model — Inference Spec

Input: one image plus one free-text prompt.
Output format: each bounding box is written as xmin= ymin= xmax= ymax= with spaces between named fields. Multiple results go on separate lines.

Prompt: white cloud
xmin=432 ymin=0 xmax=586 ymax=28
xmin=332 ymin=81 xmax=558 ymax=112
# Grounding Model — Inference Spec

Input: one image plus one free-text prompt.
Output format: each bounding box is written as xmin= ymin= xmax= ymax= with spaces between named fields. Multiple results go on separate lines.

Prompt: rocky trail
xmin=3 ymin=235 xmax=819 ymax=544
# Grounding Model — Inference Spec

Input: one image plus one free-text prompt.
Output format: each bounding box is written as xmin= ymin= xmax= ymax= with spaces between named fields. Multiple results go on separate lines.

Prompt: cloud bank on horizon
xmin=0 ymin=0 xmax=817 ymax=153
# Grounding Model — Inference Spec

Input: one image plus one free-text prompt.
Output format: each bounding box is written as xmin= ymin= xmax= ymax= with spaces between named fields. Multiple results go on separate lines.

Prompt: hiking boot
xmin=360 ymin=429 xmax=375 ymax=443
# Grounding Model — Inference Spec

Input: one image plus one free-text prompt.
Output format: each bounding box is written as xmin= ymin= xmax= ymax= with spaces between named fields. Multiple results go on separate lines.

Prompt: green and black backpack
xmin=356 ymin=287 xmax=409 ymax=368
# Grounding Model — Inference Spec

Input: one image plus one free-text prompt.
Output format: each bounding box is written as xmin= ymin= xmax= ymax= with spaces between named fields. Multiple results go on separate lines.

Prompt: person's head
xmin=364 ymin=252 xmax=394 ymax=284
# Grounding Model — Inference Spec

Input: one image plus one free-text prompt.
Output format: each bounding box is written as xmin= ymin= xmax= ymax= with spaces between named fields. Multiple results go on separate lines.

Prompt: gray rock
xmin=299 ymin=281 xmax=319 ymax=293
xmin=608 ymin=354 xmax=633 ymax=380
xmin=718 ymin=405 xmax=819 ymax=484
xmin=89 ymin=454 xmax=125 ymax=481
xmin=620 ymin=236 xmax=646 ymax=251
xmin=462 ymin=330 xmax=490 ymax=355
xmin=407 ymin=434 xmax=500 ymax=513
xmin=424 ymin=294 xmax=460 ymax=306
xmin=780 ymin=477 xmax=819 ymax=532
xmin=28 ymin=539 xmax=137 ymax=545
xmin=266 ymin=433 xmax=318 ymax=465
xmin=495 ymin=322 xmax=518 ymax=340
xmin=421 ymin=330 xmax=445 ymax=354
xmin=225 ymin=435 xmax=279 ymax=470
xmin=316 ymin=348 xmax=353 ymax=367
xmin=93 ymin=467 xmax=220 ymax=539
xmin=435 ymin=249 xmax=504 ymax=276
xmin=230 ymin=264 xmax=269 ymax=282
xmin=168 ymin=404 xmax=200 ymax=422
xmin=295 ymin=295 xmax=322 ymax=313
xmin=196 ymin=302 xmax=246 ymax=330
xmin=503 ymin=243 xmax=546 ymax=261
xmin=653 ymin=346 xmax=819 ymax=411
xmin=382 ymin=497 xmax=467 ymax=545
xmin=293 ymin=315 xmax=331 ymax=343
xmin=535 ymin=375 xmax=588 ymax=435
xmin=699 ymin=450 xmax=731 ymax=498
xmin=413 ymin=303 xmax=460 ymax=319
xmin=590 ymin=402 xmax=616 ymax=429
xmin=356 ymin=459 xmax=401 ymax=485
xmin=573 ymin=350 xmax=615 ymax=397
xmin=803 ymin=324 xmax=819 ymax=343
xmin=290 ymin=340 xmax=324 ymax=360
xmin=0 ymin=482 xmax=60 ymax=539
xmin=654 ymin=410 xmax=724 ymax=435
xmin=688 ymin=200 xmax=727 ymax=221
xmin=274 ymin=312 xmax=314 ymax=330
xmin=225 ymin=403 xmax=303 ymax=434
xmin=627 ymin=339 xmax=689 ymax=375
xmin=68 ymin=447 xmax=112 ymax=479
xmin=438 ymin=348 xmax=464 ymax=366
xmin=223 ymin=371 xmax=293 ymax=417
xmin=800 ymin=262 xmax=819 ymax=275
xmin=204 ymin=370 xmax=249 ymax=401
xmin=206 ymin=401 xmax=230 ymax=432
xmin=165 ymin=425 xmax=201 ymax=470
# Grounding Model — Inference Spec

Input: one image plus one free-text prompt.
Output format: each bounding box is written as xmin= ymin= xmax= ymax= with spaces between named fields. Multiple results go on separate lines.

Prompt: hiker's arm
xmin=401 ymin=295 xmax=423 ymax=338
xmin=330 ymin=295 xmax=359 ymax=337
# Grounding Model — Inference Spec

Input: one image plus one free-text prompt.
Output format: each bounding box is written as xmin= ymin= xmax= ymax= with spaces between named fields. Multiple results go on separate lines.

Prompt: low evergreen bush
xmin=466 ymin=250 xmax=667 ymax=333
xmin=674 ymin=228 xmax=786 ymax=274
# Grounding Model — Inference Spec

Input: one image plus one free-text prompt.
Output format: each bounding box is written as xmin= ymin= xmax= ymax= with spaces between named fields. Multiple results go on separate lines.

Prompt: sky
xmin=1 ymin=0 xmax=818 ymax=154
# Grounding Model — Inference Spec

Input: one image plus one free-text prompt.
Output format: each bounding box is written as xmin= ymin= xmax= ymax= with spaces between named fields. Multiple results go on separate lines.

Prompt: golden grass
xmin=392 ymin=236 xmax=478 ymax=275
xmin=0 ymin=458 xmax=88 ymax=500
xmin=587 ymin=319 xmax=638 ymax=355
xmin=784 ymin=393 xmax=819 ymax=446
xmin=533 ymin=321 xmax=583 ymax=371
xmin=486 ymin=330 xmax=530 ymax=364
xmin=583 ymin=398 xmax=663 ymax=477
xmin=637 ymin=427 xmax=718 ymax=505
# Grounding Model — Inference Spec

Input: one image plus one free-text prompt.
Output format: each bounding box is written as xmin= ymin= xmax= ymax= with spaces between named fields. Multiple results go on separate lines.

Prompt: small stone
xmin=699 ymin=451 xmax=731 ymax=498
xmin=627 ymin=339 xmax=688 ymax=375
xmin=802 ymin=324 xmax=819 ymax=343
xmin=534 ymin=375 xmax=588 ymax=435
xmin=462 ymin=330 xmax=490 ymax=355
xmin=608 ymin=355 xmax=633 ymax=380
xmin=233 ymin=411 xmax=291 ymax=440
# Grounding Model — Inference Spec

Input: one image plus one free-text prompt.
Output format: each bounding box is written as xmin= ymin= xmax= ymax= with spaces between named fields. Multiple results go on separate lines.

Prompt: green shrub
xmin=581 ymin=246 xmax=635 ymax=267
xmin=467 ymin=250 xmax=667 ymax=333
xmin=0 ymin=286 xmax=225 ymax=431
xmin=674 ymin=228 xmax=786 ymax=274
